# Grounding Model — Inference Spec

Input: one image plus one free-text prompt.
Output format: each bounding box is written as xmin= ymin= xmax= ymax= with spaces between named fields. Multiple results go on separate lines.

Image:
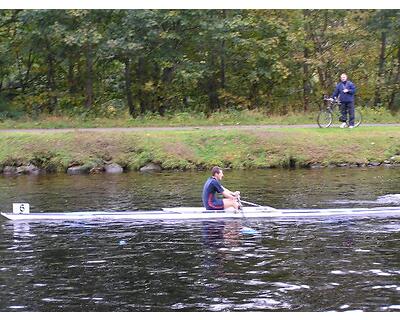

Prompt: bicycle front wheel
xmin=354 ymin=109 xmax=362 ymax=127
xmin=317 ymin=110 xmax=333 ymax=128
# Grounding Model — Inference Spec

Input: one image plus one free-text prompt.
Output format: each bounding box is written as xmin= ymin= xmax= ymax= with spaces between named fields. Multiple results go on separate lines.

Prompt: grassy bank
xmin=1 ymin=126 xmax=400 ymax=174
xmin=0 ymin=107 xmax=399 ymax=129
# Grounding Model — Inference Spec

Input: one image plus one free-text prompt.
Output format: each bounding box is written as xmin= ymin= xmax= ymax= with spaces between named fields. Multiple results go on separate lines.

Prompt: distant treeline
xmin=0 ymin=9 xmax=399 ymax=118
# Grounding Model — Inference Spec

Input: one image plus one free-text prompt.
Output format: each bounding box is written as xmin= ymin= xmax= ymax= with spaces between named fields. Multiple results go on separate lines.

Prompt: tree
xmin=62 ymin=10 xmax=106 ymax=109
xmin=0 ymin=9 xmax=399 ymax=119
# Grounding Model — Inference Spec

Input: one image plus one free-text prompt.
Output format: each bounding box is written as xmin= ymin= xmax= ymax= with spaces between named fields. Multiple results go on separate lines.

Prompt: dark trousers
xmin=339 ymin=101 xmax=355 ymax=126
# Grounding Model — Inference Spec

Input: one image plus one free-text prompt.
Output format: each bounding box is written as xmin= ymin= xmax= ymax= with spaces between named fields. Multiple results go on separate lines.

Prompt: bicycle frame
xmin=317 ymin=97 xmax=362 ymax=128
xmin=323 ymin=97 xmax=340 ymax=112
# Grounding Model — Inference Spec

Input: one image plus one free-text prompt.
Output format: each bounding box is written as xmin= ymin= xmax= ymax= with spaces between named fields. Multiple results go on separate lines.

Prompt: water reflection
xmin=1 ymin=168 xmax=400 ymax=311
xmin=11 ymin=222 xmax=33 ymax=239
xmin=202 ymin=221 xmax=226 ymax=248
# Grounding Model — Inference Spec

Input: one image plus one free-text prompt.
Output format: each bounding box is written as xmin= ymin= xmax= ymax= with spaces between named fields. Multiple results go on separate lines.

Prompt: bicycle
xmin=317 ymin=96 xmax=362 ymax=128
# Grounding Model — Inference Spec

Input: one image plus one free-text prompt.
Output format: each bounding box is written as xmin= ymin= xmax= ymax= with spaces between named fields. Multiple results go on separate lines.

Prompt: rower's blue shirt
xmin=202 ymin=177 xmax=225 ymax=210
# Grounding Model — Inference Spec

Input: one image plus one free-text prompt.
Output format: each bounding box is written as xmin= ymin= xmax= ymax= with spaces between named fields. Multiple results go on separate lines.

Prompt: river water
xmin=0 ymin=168 xmax=400 ymax=311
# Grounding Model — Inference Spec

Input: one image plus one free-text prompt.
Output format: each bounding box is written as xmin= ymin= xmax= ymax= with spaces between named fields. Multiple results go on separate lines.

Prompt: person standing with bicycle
xmin=332 ymin=73 xmax=357 ymax=128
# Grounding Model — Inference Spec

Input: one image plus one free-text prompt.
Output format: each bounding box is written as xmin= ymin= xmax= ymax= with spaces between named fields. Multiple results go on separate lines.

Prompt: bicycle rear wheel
xmin=317 ymin=110 xmax=333 ymax=128
xmin=354 ymin=109 xmax=362 ymax=127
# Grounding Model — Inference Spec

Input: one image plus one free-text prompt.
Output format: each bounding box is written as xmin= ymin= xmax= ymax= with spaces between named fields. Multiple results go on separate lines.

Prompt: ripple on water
xmin=272 ymin=282 xmax=311 ymax=292
xmin=381 ymin=305 xmax=400 ymax=311
xmin=8 ymin=306 xmax=27 ymax=310
xmin=85 ymin=260 xmax=107 ymax=264
xmin=330 ymin=270 xmax=364 ymax=275
xmin=371 ymin=285 xmax=399 ymax=290
xmin=1 ymin=169 xmax=400 ymax=312
xmin=234 ymin=298 xmax=291 ymax=311
xmin=41 ymin=298 xmax=64 ymax=303
xmin=243 ymin=279 xmax=267 ymax=286
xmin=369 ymin=269 xmax=393 ymax=276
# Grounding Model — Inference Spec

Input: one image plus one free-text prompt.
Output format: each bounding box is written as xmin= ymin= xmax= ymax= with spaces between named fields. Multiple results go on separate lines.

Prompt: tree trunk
xmin=46 ymin=40 xmax=57 ymax=113
xmin=85 ymin=42 xmax=94 ymax=109
xmin=124 ymin=57 xmax=135 ymax=117
xmin=137 ymin=57 xmax=146 ymax=115
xmin=220 ymin=10 xmax=227 ymax=93
xmin=206 ymin=52 xmax=220 ymax=113
xmin=249 ymin=82 xmax=258 ymax=109
xmin=310 ymin=10 xmax=334 ymax=94
xmin=303 ymin=49 xmax=311 ymax=112
xmin=388 ymin=40 xmax=400 ymax=112
xmin=374 ymin=31 xmax=387 ymax=107
xmin=21 ymin=48 xmax=33 ymax=94
xmin=76 ymin=59 xmax=84 ymax=92
xmin=158 ymin=66 xmax=175 ymax=116
xmin=302 ymin=10 xmax=312 ymax=112
xmin=67 ymin=55 xmax=77 ymax=94
xmin=207 ymin=77 xmax=219 ymax=112
xmin=220 ymin=39 xmax=226 ymax=91
xmin=47 ymin=53 xmax=57 ymax=112
xmin=68 ymin=62 xmax=74 ymax=94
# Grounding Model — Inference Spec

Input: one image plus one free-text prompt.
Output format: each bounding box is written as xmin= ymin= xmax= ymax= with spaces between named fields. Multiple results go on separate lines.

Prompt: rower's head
xmin=211 ymin=166 xmax=224 ymax=181
xmin=340 ymin=73 xmax=348 ymax=82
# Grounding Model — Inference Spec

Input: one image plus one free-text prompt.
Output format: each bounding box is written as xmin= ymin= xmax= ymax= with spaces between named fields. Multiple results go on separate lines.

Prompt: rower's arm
xmin=222 ymin=187 xmax=240 ymax=199
xmin=222 ymin=190 xmax=236 ymax=200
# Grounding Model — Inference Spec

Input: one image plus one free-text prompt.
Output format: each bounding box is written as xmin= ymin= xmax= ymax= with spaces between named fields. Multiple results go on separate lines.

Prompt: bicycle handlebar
xmin=323 ymin=97 xmax=339 ymax=103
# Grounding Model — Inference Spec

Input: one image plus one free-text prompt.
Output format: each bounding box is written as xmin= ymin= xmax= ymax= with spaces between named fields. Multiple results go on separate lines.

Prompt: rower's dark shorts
xmin=206 ymin=195 xmax=224 ymax=210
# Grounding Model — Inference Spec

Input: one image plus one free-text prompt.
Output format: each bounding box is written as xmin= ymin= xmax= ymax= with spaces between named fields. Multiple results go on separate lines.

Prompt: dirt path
xmin=0 ymin=123 xmax=399 ymax=133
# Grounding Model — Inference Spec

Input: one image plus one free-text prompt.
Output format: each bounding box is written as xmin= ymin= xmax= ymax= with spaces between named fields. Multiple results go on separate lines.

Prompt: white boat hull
xmin=1 ymin=206 xmax=400 ymax=221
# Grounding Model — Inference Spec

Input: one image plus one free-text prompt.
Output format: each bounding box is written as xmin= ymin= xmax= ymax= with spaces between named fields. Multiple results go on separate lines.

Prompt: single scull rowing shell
xmin=1 ymin=206 xmax=400 ymax=221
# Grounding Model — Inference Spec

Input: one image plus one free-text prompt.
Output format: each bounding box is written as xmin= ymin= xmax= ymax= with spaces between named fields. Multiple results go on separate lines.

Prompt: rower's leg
xmin=223 ymin=198 xmax=239 ymax=210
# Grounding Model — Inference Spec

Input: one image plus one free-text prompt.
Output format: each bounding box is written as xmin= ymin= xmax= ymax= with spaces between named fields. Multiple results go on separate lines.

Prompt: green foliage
xmin=0 ymin=9 xmax=399 ymax=120
xmin=0 ymin=95 xmax=24 ymax=120
xmin=384 ymin=144 xmax=400 ymax=158
xmin=30 ymin=151 xmax=60 ymax=172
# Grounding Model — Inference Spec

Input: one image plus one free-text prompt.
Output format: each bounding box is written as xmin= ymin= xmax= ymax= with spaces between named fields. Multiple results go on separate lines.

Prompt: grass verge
xmin=0 ymin=107 xmax=399 ymax=129
xmin=1 ymin=126 xmax=400 ymax=173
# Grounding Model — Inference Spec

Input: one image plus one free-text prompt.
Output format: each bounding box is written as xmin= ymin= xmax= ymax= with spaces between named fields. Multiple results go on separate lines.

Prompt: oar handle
xmin=240 ymin=199 xmax=262 ymax=207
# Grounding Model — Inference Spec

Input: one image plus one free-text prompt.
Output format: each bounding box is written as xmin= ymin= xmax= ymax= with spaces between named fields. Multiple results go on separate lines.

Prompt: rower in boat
xmin=202 ymin=166 xmax=241 ymax=211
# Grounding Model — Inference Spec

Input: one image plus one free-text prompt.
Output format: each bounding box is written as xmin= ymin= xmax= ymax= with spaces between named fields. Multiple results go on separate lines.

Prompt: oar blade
xmin=240 ymin=226 xmax=259 ymax=235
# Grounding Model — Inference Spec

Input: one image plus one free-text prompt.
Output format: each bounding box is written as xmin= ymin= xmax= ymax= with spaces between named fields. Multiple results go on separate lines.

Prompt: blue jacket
xmin=332 ymin=80 xmax=356 ymax=103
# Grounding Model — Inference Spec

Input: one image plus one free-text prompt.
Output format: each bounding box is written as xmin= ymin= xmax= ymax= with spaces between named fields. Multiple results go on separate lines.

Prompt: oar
xmin=240 ymin=199 xmax=262 ymax=207
xmin=240 ymin=199 xmax=278 ymax=211
xmin=237 ymin=196 xmax=259 ymax=235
